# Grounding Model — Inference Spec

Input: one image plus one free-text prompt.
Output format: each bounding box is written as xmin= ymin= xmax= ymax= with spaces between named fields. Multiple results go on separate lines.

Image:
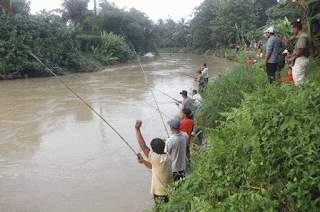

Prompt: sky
xmin=29 ymin=0 xmax=205 ymax=22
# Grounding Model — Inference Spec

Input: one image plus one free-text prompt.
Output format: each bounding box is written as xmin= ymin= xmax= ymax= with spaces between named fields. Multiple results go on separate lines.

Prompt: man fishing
xmin=165 ymin=118 xmax=189 ymax=181
xmin=135 ymin=120 xmax=174 ymax=204
xmin=177 ymin=90 xmax=192 ymax=111
xmin=202 ymin=63 xmax=209 ymax=83
xmin=192 ymin=89 xmax=203 ymax=110
xmin=195 ymin=70 xmax=205 ymax=93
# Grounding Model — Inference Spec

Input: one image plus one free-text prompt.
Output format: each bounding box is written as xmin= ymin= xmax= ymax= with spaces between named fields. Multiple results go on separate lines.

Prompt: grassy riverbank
xmin=150 ymin=58 xmax=320 ymax=211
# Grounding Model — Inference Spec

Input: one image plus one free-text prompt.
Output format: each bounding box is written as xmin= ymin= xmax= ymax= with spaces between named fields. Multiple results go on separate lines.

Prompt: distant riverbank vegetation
xmin=1 ymin=0 xmax=319 ymax=79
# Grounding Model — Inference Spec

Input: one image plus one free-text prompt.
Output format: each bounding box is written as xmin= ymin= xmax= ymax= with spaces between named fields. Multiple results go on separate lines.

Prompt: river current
xmin=0 ymin=53 xmax=233 ymax=211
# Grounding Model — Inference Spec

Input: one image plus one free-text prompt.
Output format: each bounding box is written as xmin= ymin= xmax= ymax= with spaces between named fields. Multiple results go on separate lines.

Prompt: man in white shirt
xmin=192 ymin=89 xmax=203 ymax=110
xmin=202 ymin=63 xmax=209 ymax=83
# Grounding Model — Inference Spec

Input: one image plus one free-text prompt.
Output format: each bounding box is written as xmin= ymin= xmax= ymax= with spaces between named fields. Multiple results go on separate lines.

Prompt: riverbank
xmin=152 ymin=58 xmax=320 ymax=211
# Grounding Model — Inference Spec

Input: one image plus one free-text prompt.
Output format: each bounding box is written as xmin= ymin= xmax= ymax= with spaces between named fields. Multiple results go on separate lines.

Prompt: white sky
xmin=29 ymin=0 xmax=204 ymax=22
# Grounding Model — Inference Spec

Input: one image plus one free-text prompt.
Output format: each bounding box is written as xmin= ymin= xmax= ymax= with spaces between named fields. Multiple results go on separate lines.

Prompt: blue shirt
xmin=266 ymin=35 xmax=287 ymax=63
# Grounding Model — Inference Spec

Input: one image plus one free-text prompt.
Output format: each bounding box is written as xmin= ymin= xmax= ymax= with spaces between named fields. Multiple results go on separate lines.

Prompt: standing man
xmin=195 ymin=70 xmax=205 ymax=93
xmin=290 ymin=20 xmax=312 ymax=86
xmin=192 ymin=89 xmax=203 ymax=110
xmin=263 ymin=26 xmax=287 ymax=84
xmin=177 ymin=90 xmax=193 ymax=111
xmin=202 ymin=63 xmax=209 ymax=83
xmin=180 ymin=108 xmax=194 ymax=172
xmin=165 ymin=118 xmax=189 ymax=181
xmin=135 ymin=120 xmax=174 ymax=204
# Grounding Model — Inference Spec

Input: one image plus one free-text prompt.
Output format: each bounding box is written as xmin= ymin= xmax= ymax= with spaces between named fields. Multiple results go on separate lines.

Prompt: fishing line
xmin=124 ymin=39 xmax=170 ymax=137
xmin=28 ymin=52 xmax=151 ymax=174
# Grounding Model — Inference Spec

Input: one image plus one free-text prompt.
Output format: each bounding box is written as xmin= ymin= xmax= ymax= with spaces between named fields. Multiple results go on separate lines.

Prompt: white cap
xmin=264 ymin=26 xmax=275 ymax=34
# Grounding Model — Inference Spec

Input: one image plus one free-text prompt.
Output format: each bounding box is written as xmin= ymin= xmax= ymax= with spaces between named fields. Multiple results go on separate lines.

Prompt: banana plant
xmin=274 ymin=17 xmax=295 ymax=51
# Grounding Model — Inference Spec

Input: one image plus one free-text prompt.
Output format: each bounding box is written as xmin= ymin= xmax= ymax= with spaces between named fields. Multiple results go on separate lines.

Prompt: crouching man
xmin=135 ymin=120 xmax=174 ymax=204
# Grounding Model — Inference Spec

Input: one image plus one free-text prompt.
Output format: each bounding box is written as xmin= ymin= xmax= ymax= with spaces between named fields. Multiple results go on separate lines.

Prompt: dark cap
xmin=167 ymin=118 xmax=180 ymax=129
xmin=180 ymin=90 xmax=187 ymax=96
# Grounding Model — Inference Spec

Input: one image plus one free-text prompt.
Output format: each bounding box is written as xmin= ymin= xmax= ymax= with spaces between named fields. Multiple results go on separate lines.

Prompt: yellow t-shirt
xmin=148 ymin=151 xmax=174 ymax=195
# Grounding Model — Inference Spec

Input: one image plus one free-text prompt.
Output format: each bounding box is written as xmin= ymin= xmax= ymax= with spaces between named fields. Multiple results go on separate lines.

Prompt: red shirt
xmin=247 ymin=59 xmax=252 ymax=66
xmin=180 ymin=119 xmax=194 ymax=141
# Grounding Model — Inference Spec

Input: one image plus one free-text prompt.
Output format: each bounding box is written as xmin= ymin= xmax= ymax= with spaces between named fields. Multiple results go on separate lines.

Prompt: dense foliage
xmin=152 ymin=59 xmax=320 ymax=211
xmin=0 ymin=14 xmax=95 ymax=78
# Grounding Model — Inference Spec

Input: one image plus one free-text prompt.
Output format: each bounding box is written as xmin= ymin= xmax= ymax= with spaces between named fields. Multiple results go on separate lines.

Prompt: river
xmin=0 ymin=53 xmax=233 ymax=211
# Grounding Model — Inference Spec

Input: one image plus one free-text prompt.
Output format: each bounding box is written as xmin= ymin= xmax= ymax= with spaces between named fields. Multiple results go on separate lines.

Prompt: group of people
xmin=263 ymin=20 xmax=312 ymax=86
xmin=135 ymin=88 xmax=203 ymax=205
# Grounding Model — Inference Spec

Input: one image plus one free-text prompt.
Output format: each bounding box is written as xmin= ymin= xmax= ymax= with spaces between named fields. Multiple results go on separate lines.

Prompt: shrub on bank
xmin=195 ymin=61 xmax=266 ymax=128
xmin=0 ymin=14 xmax=96 ymax=79
xmin=153 ymin=59 xmax=320 ymax=211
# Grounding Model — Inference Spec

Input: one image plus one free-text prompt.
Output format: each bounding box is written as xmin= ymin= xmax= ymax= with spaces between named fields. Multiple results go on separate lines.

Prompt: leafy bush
xmin=0 ymin=14 xmax=96 ymax=78
xmin=88 ymin=31 xmax=134 ymax=65
xmin=77 ymin=34 xmax=103 ymax=52
xmin=195 ymin=61 xmax=266 ymax=128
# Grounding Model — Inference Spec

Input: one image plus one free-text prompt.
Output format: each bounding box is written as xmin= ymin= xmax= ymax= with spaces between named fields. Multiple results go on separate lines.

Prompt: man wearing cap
xmin=290 ymin=20 xmax=312 ymax=86
xmin=177 ymin=90 xmax=193 ymax=111
xmin=165 ymin=118 xmax=189 ymax=181
xmin=263 ymin=26 xmax=287 ymax=84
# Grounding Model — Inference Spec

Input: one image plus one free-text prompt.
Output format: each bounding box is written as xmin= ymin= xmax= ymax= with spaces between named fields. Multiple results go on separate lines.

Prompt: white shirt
xmin=203 ymin=67 xmax=209 ymax=79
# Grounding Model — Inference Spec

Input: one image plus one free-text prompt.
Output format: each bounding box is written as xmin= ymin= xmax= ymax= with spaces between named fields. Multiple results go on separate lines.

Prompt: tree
xmin=11 ymin=0 xmax=30 ymax=16
xmin=253 ymin=0 xmax=278 ymax=27
xmin=61 ymin=0 xmax=90 ymax=25
xmin=93 ymin=0 xmax=96 ymax=15
xmin=210 ymin=0 xmax=258 ymax=47
xmin=1 ymin=0 xmax=11 ymax=14
xmin=190 ymin=0 xmax=217 ymax=48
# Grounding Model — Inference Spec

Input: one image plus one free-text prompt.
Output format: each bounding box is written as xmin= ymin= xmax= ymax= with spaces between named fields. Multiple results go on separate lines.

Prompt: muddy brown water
xmin=0 ymin=53 xmax=234 ymax=211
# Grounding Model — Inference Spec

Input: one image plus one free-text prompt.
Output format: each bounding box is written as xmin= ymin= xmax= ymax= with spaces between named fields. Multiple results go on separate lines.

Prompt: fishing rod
xmin=28 ymin=52 xmax=151 ymax=173
xmin=145 ymin=101 xmax=172 ymax=119
xmin=124 ymin=39 xmax=170 ymax=138
xmin=143 ymin=83 xmax=180 ymax=103
xmin=176 ymin=71 xmax=196 ymax=78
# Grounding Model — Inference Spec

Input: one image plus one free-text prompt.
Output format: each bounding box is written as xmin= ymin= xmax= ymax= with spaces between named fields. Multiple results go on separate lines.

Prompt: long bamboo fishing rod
xmin=28 ymin=52 xmax=151 ymax=173
xmin=176 ymin=71 xmax=195 ymax=78
xmin=145 ymin=101 xmax=172 ymax=119
xmin=144 ymin=83 xmax=180 ymax=103
xmin=125 ymin=42 xmax=170 ymax=137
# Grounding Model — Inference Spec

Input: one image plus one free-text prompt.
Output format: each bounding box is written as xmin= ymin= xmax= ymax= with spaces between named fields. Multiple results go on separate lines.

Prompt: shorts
xmin=292 ymin=56 xmax=309 ymax=86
